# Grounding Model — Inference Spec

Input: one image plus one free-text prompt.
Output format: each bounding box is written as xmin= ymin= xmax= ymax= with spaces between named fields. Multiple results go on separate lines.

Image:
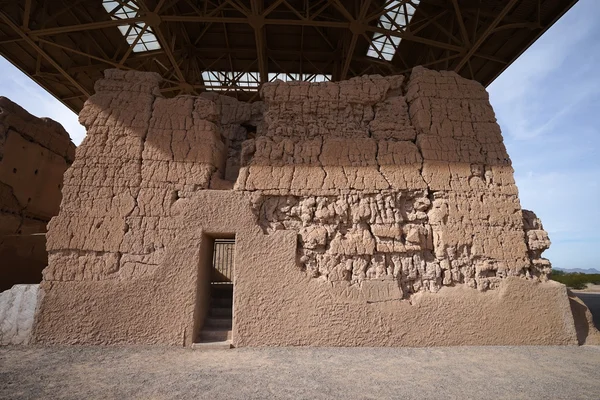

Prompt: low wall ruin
xmin=0 ymin=284 xmax=39 ymax=345
xmin=31 ymin=67 xmax=596 ymax=346
xmin=0 ymin=98 xmax=75 ymax=291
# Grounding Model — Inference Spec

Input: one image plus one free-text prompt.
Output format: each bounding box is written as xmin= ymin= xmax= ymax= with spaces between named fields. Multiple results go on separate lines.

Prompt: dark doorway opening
xmin=195 ymin=237 xmax=234 ymax=348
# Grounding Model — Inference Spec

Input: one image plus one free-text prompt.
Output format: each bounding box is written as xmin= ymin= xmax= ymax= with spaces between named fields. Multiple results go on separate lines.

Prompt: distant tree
xmin=550 ymin=269 xmax=600 ymax=289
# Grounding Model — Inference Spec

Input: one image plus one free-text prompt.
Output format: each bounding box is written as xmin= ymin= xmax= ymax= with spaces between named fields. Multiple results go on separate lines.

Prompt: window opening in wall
xmin=241 ymin=123 xmax=257 ymax=138
xmin=211 ymin=238 xmax=235 ymax=284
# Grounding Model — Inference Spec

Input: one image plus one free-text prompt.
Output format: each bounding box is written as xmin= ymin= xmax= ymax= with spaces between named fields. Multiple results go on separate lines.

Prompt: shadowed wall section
xmin=0 ymin=98 xmax=75 ymax=292
xmin=32 ymin=68 xmax=597 ymax=346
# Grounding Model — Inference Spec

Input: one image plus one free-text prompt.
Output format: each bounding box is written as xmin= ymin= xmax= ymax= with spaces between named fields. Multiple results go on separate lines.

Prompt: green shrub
xmin=550 ymin=270 xmax=600 ymax=289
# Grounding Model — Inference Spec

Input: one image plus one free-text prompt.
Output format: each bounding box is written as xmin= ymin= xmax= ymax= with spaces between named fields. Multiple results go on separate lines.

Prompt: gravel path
xmin=1 ymin=345 xmax=600 ymax=399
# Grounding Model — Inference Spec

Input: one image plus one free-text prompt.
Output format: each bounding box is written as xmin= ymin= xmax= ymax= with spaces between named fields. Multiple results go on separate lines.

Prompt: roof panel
xmin=0 ymin=0 xmax=579 ymax=110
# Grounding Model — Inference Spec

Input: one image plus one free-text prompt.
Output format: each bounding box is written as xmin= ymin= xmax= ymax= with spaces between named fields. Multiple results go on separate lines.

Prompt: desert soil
xmin=1 ymin=345 xmax=600 ymax=399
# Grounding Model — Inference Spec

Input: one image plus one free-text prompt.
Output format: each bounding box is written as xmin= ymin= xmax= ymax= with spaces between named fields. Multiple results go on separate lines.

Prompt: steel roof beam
xmin=250 ymin=0 xmax=268 ymax=84
xmin=366 ymin=24 xmax=465 ymax=52
xmin=22 ymin=0 xmax=32 ymax=30
xmin=451 ymin=0 xmax=471 ymax=47
xmin=333 ymin=0 xmax=371 ymax=80
xmin=162 ymin=15 xmax=348 ymax=28
xmin=138 ymin=1 xmax=186 ymax=83
xmin=454 ymin=0 xmax=520 ymax=73
xmin=29 ymin=17 xmax=147 ymax=37
xmin=0 ymin=11 xmax=90 ymax=97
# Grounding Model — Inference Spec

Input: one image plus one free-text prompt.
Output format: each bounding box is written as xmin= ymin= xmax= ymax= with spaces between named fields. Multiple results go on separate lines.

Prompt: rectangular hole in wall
xmin=193 ymin=235 xmax=236 ymax=346
xmin=211 ymin=238 xmax=235 ymax=284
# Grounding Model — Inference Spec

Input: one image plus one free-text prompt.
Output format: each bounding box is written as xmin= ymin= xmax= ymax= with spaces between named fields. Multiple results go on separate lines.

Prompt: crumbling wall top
xmin=0 ymin=97 xmax=76 ymax=163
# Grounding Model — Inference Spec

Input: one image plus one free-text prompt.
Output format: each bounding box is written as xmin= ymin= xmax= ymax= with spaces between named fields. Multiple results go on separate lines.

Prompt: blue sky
xmin=488 ymin=0 xmax=600 ymax=270
xmin=0 ymin=0 xmax=598 ymax=270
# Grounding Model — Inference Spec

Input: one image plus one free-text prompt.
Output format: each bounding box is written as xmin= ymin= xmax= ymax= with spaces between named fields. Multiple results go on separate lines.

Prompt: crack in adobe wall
xmin=236 ymin=68 xmax=552 ymax=298
xmin=46 ymin=71 xmax=234 ymax=283
xmin=42 ymin=67 xmax=553 ymax=299
xmin=3 ymin=125 xmax=74 ymax=165
xmin=402 ymin=68 xmax=441 ymax=294
xmin=30 ymin=68 xmax=587 ymax=348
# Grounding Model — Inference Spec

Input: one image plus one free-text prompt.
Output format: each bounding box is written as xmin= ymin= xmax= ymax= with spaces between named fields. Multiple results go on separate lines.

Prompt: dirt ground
xmin=1 ymin=345 xmax=599 ymax=399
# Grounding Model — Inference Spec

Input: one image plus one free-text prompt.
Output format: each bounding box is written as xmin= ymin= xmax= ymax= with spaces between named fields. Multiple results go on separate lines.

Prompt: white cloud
xmin=489 ymin=0 xmax=599 ymax=141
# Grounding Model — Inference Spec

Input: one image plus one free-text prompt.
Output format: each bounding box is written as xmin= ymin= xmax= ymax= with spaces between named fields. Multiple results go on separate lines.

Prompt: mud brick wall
xmin=0 ymin=97 xmax=74 ymax=235
xmin=32 ymin=67 xmax=590 ymax=347
xmin=238 ymin=67 xmax=549 ymax=298
xmin=199 ymin=92 xmax=263 ymax=183
xmin=0 ymin=97 xmax=75 ymax=291
xmin=45 ymin=70 xmax=226 ymax=281
xmin=35 ymin=70 xmax=231 ymax=345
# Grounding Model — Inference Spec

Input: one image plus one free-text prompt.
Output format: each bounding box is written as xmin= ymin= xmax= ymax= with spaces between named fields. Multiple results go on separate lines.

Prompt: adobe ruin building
xmin=0 ymin=97 xmax=75 ymax=291
xmin=28 ymin=66 xmax=598 ymax=347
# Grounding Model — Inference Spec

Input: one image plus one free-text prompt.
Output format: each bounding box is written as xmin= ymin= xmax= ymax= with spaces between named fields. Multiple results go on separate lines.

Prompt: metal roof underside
xmin=0 ymin=0 xmax=578 ymax=113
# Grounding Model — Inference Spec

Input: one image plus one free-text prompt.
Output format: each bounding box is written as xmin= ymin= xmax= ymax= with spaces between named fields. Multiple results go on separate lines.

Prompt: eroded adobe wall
xmin=33 ymin=68 xmax=587 ymax=346
xmin=0 ymin=98 xmax=75 ymax=291
xmin=230 ymin=68 xmax=587 ymax=346
xmin=199 ymin=92 xmax=263 ymax=183
xmin=237 ymin=67 xmax=549 ymax=298
xmin=34 ymin=70 xmax=230 ymax=345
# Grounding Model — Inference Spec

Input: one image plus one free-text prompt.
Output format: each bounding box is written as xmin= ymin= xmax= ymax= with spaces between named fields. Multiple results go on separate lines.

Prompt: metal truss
xmin=0 ymin=0 xmax=578 ymax=111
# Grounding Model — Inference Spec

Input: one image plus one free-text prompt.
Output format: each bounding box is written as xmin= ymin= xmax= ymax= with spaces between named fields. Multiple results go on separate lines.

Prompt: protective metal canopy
xmin=0 ymin=0 xmax=578 ymax=113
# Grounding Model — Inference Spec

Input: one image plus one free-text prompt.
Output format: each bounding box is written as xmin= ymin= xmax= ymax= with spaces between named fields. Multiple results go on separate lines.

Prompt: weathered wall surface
xmin=0 ymin=98 xmax=75 ymax=291
xmin=34 ymin=70 xmax=228 ymax=345
xmin=238 ymin=67 xmax=547 ymax=297
xmin=199 ymin=92 xmax=263 ymax=183
xmin=32 ymin=68 xmax=592 ymax=346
